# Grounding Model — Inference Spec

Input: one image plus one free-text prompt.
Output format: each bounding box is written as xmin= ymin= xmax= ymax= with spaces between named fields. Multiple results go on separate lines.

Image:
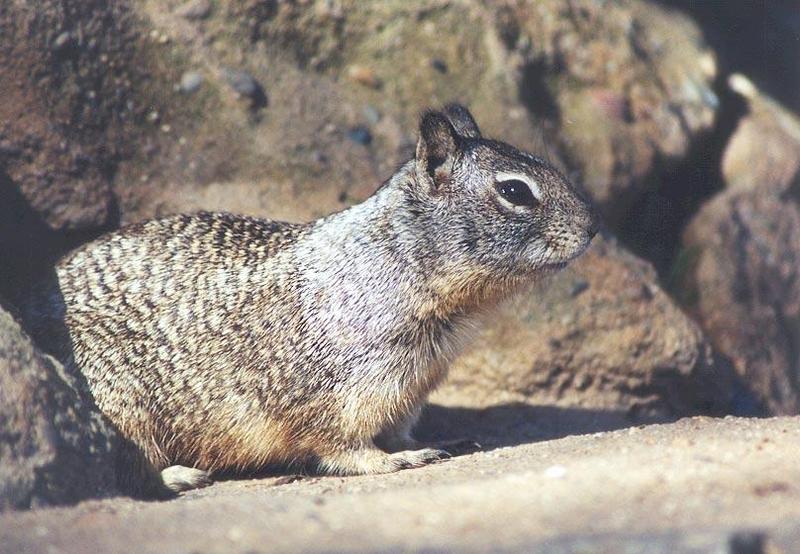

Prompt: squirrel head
xmin=408 ymin=104 xmax=599 ymax=276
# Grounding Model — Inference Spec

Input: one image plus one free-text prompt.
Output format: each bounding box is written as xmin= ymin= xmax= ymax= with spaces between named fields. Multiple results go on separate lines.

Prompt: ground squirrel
xmin=24 ymin=105 xmax=598 ymax=497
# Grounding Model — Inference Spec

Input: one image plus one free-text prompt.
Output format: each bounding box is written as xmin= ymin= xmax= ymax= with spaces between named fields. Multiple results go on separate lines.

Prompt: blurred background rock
xmin=1 ymin=0 xmax=799 ymax=508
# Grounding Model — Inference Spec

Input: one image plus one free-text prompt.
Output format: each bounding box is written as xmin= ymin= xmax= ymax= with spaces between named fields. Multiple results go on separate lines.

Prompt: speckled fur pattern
xmin=24 ymin=105 xmax=597 ymax=497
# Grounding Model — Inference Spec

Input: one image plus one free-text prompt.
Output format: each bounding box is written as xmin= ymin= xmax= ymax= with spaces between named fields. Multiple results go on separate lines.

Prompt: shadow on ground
xmin=416 ymin=402 xmax=645 ymax=450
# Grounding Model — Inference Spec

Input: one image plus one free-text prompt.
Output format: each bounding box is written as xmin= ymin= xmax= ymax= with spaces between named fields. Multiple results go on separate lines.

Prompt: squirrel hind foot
xmin=387 ymin=448 xmax=451 ymax=470
xmin=161 ymin=465 xmax=213 ymax=493
xmin=318 ymin=443 xmax=451 ymax=475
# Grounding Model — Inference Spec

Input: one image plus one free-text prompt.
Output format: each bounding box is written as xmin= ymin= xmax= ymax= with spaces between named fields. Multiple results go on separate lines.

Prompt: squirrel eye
xmin=495 ymin=179 xmax=538 ymax=207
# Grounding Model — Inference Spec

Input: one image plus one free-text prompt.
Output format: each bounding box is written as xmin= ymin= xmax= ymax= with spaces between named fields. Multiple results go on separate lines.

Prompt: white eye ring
xmin=495 ymin=172 xmax=542 ymax=202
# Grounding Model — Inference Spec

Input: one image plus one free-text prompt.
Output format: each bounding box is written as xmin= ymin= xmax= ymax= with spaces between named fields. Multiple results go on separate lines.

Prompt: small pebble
xmin=310 ymin=150 xmax=327 ymax=165
xmin=177 ymin=0 xmax=212 ymax=20
xmin=179 ymin=71 xmax=204 ymax=94
xmin=52 ymin=31 xmax=74 ymax=51
xmin=570 ymin=280 xmax=590 ymax=297
xmin=431 ymin=58 xmax=448 ymax=73
xmin=348 ymin=65 xmax=381 ymax=89
xmin=347 ymin=126 xmax=372 ymax=146
xmin=222 ymin=68 xmax=261 ymax=99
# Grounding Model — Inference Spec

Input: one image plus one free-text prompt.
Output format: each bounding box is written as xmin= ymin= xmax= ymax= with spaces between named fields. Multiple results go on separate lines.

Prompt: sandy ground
xmin=2 ymin=416 xmax=799 ymax=553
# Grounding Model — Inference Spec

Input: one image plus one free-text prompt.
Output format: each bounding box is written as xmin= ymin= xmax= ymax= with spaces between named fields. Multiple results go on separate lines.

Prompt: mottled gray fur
xmin=24 ymin=105 xmax=597 ymax=498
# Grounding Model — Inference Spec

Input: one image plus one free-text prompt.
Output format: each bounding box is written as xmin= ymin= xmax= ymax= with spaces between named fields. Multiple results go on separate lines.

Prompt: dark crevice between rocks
xmin=773 ymin=302 xmax=800 ymax=410
xmin=613 ymin=70 xmax=749 ymax=288
xmin=518 ymin=59 xmax=561 ymax=123
xmin=416 ymin=403 xmax=638 ymax=450
xmin=614 ymin=0 xmax=800 ymax=285
xmin=516 ymin=58 xmax=565 ymax=172
xmin=717 ymin=349 xmax=771 ymax=418
xmin=0 ymin=172 xmax=117 ymax=312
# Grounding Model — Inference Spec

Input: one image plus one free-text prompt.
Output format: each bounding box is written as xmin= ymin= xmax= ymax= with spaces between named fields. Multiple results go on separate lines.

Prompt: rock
xmin=0 ymin=307 xmax=119 ymax=511
xmin=0 ymin=0 xmax=147 ymax=232
xmin=347 ymin=65 xmax=381 ymax=89
xmin=435 ymin=236 xmax=735 ymax=423
xmin=176 ymin=0 xmax=212 ymax=21
xmin=221 ymin=68 xmax=267 ymax=109
xmin=676 ymin=75 xmax=800 ymax=415
xmin=0 ymin=0 xmax=181 ymax=301
xmin=51 ymin=31 xmax=74 ymax=51
xmin=680 ymin=192 xmax=800 ymax=414
xmin=346 ymin=126 xmax=372 ymax=146
xmin=111 ymin=0 xmax=723 ymax=236
xmin=430 ymin=58 xmax=448 ymax=74
xmin=222 ymin=68 xmax=259 ymax=97
xmin=362 ymin=105 xmax=381 ymax=125
xmin=496 ymin=0 xmax=719 ymax=223
xmin=723 ymin=74 xmax=800 ymax=195
xmin=179 ymin=71 xmax=204 ymax=94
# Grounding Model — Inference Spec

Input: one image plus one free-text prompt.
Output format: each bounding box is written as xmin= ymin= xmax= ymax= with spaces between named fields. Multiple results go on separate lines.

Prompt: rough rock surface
xmin=0 ymin=0 xmax=138 ymax=231
xmin=0 ymin=307 xmax=118 ymax=511
xmin=438 ymin=235 xmax=735 ymax=422
xmin=0 ymin=0 xmax=178 ymax=301
xmin=722 ymin=75 xmax=800 ymax=195
xmin=1 ymin=416 xmax=799 ymax=553
xmin=494 ymin=0 xmax=719 ymax=223
xmin=110 ymin=0 xmax=719 ymax=228
xmin=681 ymin=193 xmax=800 ymax=415
xmin=679 ymin=77 xmax=800 ymax=415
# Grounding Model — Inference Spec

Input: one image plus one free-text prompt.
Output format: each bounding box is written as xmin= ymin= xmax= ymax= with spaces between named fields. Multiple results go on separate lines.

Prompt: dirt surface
xmin=2 ymin=416 xmax=799 ymax=553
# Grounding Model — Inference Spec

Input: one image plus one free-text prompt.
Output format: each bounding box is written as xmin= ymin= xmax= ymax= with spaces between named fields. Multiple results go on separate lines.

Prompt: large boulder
xmin=0 ymin=306 xmax=119 ymax=510
xmin=722 ymin=75 xmax=800 ymax=196
xmin=109 ymin=0 xmax=719 ymax=229
xmin=0 ymin=0 xmax=139 ymax=231
xmin=677 ymin=75 xmax=800 ymax=414
xmin=681 ymin=192 xmax=800 ymax=415
xmin=1 ymin=0 xmax=722 ymax=234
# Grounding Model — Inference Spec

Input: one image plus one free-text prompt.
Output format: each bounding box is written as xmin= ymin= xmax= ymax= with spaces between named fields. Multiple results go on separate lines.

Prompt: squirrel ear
xmin=443 ymin=104 xmax=481 ymax=139
xmin=415 ymin=111 xmax=459 ymax=191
